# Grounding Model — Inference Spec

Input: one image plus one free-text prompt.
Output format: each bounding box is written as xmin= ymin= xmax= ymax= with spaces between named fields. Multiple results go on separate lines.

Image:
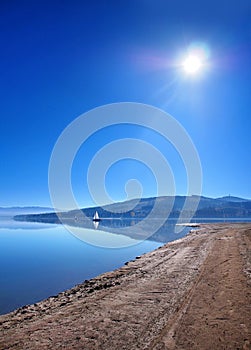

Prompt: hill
xmin=0 ymin=206 xmax=54 ymax=217
xmin=14 ymin=195 xmax=251 ymax=224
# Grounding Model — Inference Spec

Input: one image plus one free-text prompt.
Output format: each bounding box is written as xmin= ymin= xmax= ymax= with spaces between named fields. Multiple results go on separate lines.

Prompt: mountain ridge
xmin=14 ymin=195 xmax=251 ymax=224
xmin=0 ymin=207 xmax=54 ymax=216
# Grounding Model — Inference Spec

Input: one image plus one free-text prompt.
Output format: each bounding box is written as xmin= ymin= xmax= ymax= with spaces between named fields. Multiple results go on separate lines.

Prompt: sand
xmin=0 ymin=223 xmax=250 ymax=349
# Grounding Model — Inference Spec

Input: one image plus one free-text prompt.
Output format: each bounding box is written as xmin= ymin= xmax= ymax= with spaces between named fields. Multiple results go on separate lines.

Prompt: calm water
xmin=2 ymin=216 xmax=249 ymax=315
xmin=0 ymin=217 xmax=168 ymax=315
xmin=0 ymin=216 xmax=250 ymax=314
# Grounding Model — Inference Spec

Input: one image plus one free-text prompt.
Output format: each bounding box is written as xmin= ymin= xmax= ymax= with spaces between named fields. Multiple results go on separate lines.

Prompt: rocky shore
xmin=0 ymin=223 xmax=250 ymax=349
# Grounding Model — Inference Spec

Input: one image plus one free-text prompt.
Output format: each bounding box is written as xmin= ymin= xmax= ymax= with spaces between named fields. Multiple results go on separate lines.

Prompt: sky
xmin=0 ymin=0 xmax=251 ymax=207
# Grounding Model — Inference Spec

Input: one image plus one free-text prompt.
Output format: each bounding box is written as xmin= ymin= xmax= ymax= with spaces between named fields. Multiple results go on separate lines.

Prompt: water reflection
xmin=0 ymin=216 xmax=55 ymax=230
xmin=93 ymin=220 xmax=99 ymax=230
xmin=8 ymin=213 xmax=192 ymax=247
xmin=69 ymin=217 xmax=191 ymax=243
xmin=0 ymin=218 xmax=162 ymax=315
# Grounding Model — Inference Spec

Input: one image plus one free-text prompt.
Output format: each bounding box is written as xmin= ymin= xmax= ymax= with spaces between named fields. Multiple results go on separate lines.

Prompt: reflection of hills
xmin=92 ymin=218 xmax=191 ymax=243
xmin=0 ymin=217 xmax=55 ymax=230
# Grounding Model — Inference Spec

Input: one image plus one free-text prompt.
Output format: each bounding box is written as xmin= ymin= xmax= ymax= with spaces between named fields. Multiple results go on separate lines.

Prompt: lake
xmin=0 ymin=217 xmax=192 ymax=315
xmin=1 ymin=216 xmax=251 ymax=315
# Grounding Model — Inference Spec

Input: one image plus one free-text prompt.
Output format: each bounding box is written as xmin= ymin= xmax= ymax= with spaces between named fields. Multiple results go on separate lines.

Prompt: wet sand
xmin=0 ymin=223 xmax=250 ymax=349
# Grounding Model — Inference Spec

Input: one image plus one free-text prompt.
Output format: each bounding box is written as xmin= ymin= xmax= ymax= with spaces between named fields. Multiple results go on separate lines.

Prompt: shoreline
xmin=0 ymin=223 xmax=250 ymax=349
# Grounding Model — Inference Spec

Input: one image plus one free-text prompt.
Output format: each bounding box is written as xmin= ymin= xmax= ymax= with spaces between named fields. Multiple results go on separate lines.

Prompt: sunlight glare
xmin=183 ymin=55 xmax=202 ymax=74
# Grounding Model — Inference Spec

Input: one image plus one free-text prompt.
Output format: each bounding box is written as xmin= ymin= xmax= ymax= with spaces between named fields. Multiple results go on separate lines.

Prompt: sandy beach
xmin=0 ymin=223 xmax=250 ymax=349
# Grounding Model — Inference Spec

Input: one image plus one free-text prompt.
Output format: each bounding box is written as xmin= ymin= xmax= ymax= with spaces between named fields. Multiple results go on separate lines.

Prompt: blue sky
xmin=1 ymin=0 xmax=251 ymax=207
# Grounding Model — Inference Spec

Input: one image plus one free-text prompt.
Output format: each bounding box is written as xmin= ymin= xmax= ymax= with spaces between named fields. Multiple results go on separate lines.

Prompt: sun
xmin=182 ymin=55 xmax=202 ymax=74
